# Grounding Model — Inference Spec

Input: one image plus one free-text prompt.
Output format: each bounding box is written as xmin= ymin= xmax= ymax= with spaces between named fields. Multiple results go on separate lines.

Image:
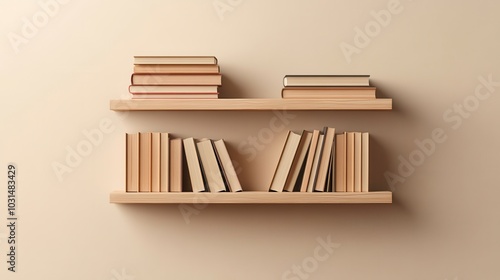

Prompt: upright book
xmin=126 ymin=133 xmax=139 ymax=192
xmin=139 ymin=132 xmax=152 ymax=192
xmin=283 ymin=130 xmax=313 ymax=192
xmin=170 ymin=138 xmax=183 ymax=192
xmin=299 ymin=130 xmax=320 ymax=192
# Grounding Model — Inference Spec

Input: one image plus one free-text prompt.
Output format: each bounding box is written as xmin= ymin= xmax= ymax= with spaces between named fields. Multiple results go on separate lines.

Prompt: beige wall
xmin=1 ymin=0 xmax=499 ymax=279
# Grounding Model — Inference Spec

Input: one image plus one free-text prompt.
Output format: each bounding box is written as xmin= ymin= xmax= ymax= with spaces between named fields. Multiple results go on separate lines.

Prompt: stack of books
xmin=269 ymin=128 xmax=369 ymax=193
xmin=281 ymin=75 xmax=376 ymax=99
xmin=129 ymin=56 xmax=222 ymax=99
xmin=125 ymin=132 xmax=242 ymax=193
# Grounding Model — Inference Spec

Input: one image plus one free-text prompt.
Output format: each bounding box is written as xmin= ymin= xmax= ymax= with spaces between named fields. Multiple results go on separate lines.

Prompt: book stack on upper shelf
xmin=281 ymin=75 xmax=376 ymax=99
xmin=269 ymin=128 xmax=369 ymax=193
xmin=126 ymin=132 xmax=242 ymax=193
xmin=128 ymin=56 xmax=222 ymax=99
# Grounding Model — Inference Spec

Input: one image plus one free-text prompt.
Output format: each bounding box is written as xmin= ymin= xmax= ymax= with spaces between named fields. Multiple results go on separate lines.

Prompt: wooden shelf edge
xmin=109 ymin=191 xmax=392 ymax=204
xmin=110 ymin=98 xmax=392 ymax=111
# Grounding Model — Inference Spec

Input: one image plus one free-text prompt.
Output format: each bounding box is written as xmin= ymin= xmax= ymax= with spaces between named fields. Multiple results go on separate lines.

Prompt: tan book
xmin=283 ymin=75 xmax=370 ymax=87
xmin=335 ymin=133 xmax=346 ymax=192
xmin=129 ymin=85 xmax=219 ymax=94
xmin=314 ymin=127 xmax=336 ymax=192
xmin=131 ymin=74 xmax=222 ymax=86
xmin=183 ymin=137 xmax=206 ymax=192
xmin=139 ymin=132 xmax=152 ymax=192
xmin=284 ymin=130 xmax=313 ymax=192
xmin=197 ymin=139 xmax=226 ymax=192
xmin=151 ymin=132 xmax=161 ymax=192
xmin=300 ymin=130 xmax=320 ymax=192
xmin=213 ymin=139 xmax=242 ymax=192
xmin=362 ymin=132 xmax=369 ymax=192
xmin=269 ymin=131 xmax=302 ymax=192
xmin=134 ymin=64 xmax=220 ymax=74
xmin=354 ymin=132 xmax=362 ymax=192
xmin=325 ymin=152 xmax=334 ymax=192
xmin=346 ymin=132 xmax=355 ymax=192
xmin=169 ymin=138 xmax=183 ymax=192
xmin=131 ymin=93 xmax=219 ymax=99
xmin=307 ymin=133 xmax=324 ymax=192
xmin=133 ymin=56 xmax=218 ymax=65
xmin=126 ymin=133 xmax=139 ymax=192
xmin=281 ymin=87 xmax=376 ymax=99
xmin=160 ymin=133 xmax=169 ymax=192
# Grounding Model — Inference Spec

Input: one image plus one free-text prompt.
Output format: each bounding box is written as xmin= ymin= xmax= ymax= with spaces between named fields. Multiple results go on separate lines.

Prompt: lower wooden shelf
xmin=109 ymin=191 xmax=392 ymax=204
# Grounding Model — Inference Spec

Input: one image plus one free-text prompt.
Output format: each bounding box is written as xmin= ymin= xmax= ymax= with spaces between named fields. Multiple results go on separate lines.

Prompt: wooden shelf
xmin=109 ymin=191 xmax=392 ymax=204
xmin=110 ymin=98 xmax=392 ymax=111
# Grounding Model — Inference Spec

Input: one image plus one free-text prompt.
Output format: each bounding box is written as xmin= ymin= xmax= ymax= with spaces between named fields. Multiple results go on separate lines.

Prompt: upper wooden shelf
xmin=109 ymin=191 xmax=392 ymax=204
xmin=110 ymin=98 xmax=392 ymax=111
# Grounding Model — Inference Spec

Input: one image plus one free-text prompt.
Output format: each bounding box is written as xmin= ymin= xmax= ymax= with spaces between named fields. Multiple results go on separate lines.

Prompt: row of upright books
xmin=128 ymin=56 xmax=222 ymax=99
xmin=281 ymin=75 xmax=376 ymax=99
xmin=269 ymin=128 xmax=369 ymax=192
xmin=125 ymin=132 xmax=242 ymax=193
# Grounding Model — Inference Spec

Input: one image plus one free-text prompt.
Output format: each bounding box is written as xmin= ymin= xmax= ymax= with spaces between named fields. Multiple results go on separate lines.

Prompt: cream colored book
xmin=314 ymin=127 xmax=336 ymax=192
xmin=126 ymin=133 xmax=139 ymax=192
xmin=269 ymin=131 xmax=302 ymax=192
xmin=284 ymin=130 xmax=313 ymax=192
xmin=300 ymin=130 xmax=320 ymax=192
xmin=139 ymin=132 xmax=152 ymax=192
xmin=169 ymin=138 xmax=183 ymax=192
xmin=160 ymin=133 xmax=169 ymax=192
xmin=307 ymin=133 xmax=324 ymax=192
xmin=354 ymin=132 xmax=362 ymax=192
xmin=151 ymin=132 xmax=161 ymax=192
xmin=183 ymin=137 xmax=206 ymax=192
xmin=197 ymin=139 xmax=226 ymax=192
xmin=362 ymin=132 xmax=369 ymax=192
xmin=213 ymin=139 xmax=242 ymax=192
xmin=133 ymin=64 xmax=220 ymax=74
xmin=346 ymin=132 xmax=355 ymax=192
xmin=335 ymin=133 xmax=346 ymax=192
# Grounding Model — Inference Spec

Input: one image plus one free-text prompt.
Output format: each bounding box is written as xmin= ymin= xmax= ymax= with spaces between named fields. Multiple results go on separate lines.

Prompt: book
xmin=362 ymin=132 xmax=369 ymax=192
xmin=139 ymin=132 xmax=152 ymax=192
xmin=269 ymin=131 xmax=302 ymax=192
xmin=160 ymin=133 xmax=169 ymax=192
xmin=126 ymin=133 xmax=139 ymax=192
xmin=213 ymin=139 xmax=243 ymax=192
xmin=169 ymin=138 xmax=183 ymax=192
xmin=299 ymin=130 xmax=320 ymax=192
xmin=307 ymin=133 xmax=324 ymax=192
xmin=346 ymin=132 xmax=355 ymax=192
xmin=281 ymin=87 xmax=376 ymax=99
xmin=134 ymin=56 xmax=218 ymax=65
xmin=134 ymin=64 xmax=220 ymax=74
xmin=131 ymin=93 xmax=219 ymax=99
xmin=283 ymin=75 xmax=370 ymax=87
xmin=151 ymin=132 xmax=161 ymax=192
xmin=284 ymin=130 xmax=312 ymax=192
xmin=183 ymin=137 xmax=206 ymax=192
xmin=354 ymin=132 xmax=362 ymax=192
xmin=129 ymin=85 xmax=219 ymax=94
xmin=197 ymin=139 xmax=226 ymax=192
xmin=335 ymin=133 xmax=346 ymax=192
xmin=314 ymin=127 xmax=336 ymax=192
xmin=131 ymin=74 xmax=222 ymax=86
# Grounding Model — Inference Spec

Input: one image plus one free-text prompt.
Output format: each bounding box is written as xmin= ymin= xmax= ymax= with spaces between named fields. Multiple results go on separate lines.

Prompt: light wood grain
xmin=109 ymin=191 xmax=392 ymax=204
xmin=110 ymin=98 xmax=392 ymax=111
